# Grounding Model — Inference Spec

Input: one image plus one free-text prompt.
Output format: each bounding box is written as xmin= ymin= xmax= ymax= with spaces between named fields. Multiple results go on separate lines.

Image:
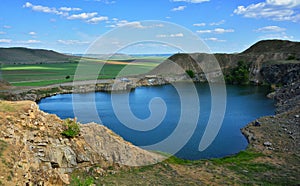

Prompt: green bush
xmin=186 ymin=70 xmax=195 ymax=78
xmin=225 ymin=61 xmax=249 ymax=85
xmin=61 ymin=118 xmax=80 ymax=138
xmin=286 ymin=55 xmax=296 ymax=60
xmin=71 ymin=176 xmax=94 ymax=186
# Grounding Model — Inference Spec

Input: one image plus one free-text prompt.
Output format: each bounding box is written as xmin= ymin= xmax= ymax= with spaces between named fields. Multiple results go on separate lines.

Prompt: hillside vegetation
xmin=0 ymin=47 xmax=78 ymax=64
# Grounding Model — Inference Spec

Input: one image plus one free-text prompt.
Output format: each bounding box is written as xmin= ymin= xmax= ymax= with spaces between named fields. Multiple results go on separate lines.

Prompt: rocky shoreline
xmin=0 ymin=79 xmax=298 ymax=185
xmin=0 ymin=75 xmax=187 ymax=102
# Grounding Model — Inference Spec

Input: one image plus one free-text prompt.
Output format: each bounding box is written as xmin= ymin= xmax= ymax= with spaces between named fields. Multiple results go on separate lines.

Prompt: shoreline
xmin=0 ymin=78 xmax=299 ymax=185
xmin=2 ymin=78 xmax=275 ymax=158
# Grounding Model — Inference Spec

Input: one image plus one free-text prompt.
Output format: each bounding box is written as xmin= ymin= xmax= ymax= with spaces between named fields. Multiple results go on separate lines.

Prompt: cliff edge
xmin=0 ymin=101 xmax=162 ymax=185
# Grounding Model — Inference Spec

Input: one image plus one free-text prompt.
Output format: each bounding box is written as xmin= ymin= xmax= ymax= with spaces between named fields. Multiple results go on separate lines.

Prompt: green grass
xmin=70 ymin=176 xmax=94 ymax=186
xmin=2 ymin=63 xmax=78 ymax=84
xmin=1 ymin=59 xmax=160 ymax=86
xmin=165 ymin=155 xmax=193 ymax=165
xmin=11 ymin=79 xmax=73 ymax=86
xmin=210 ymin=150 xmax=300 ymax=185
xmin=211 ymin=150 xmax=264 ymax=165
xmin=68 ymin=148 xmax=299 ymax=186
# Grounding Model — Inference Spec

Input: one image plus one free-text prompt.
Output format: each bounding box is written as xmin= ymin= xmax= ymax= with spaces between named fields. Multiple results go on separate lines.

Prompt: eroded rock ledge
xmin=242 ymin=80 xmax=299 ymax=158
xmin=0 ymin=101 xmax=163 ymax=185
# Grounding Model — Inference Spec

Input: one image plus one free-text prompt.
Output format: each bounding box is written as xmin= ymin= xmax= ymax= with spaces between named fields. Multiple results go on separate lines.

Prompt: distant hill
xmin=0 ymin=47 xmax=78 ymax=64
xmin=150 ymin=39 xmax=300 ymax=84
xmin=242 ymin=40 xmax=300 ymax=54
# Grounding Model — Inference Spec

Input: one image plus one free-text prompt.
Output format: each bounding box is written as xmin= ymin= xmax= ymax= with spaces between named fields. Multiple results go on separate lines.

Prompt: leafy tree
xmin=225 ymin=61 xmax=249 ymax=85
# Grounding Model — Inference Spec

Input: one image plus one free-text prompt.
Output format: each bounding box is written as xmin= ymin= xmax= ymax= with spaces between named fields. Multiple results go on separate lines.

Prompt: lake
xmin=38 ymin=83 xmax=274 ymax=160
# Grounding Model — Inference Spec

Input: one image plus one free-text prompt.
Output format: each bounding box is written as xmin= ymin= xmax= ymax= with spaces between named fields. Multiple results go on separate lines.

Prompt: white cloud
xmin=193 ymin=20 xmax=225 ymax=27
xmin=28 ymin=31 xmax=36 ymax=35
xmin=59 ymin=7 xmax=82 ymax=11
xmin=3 ymin=25 xmax=11 ymax=29
xmin=234 ymin=0 xmax=300 ymax=22
xmin=214 ymin=28 xmax=234 ymax=34
xmin=210 ymin=20 xmax=225 ymax=26
xmin=23 ymin=2 xmax=67 ymax=16
xmin=196 ymin=30 xmax=212 ymax=34
xmin=156 ymin=33 xmax=184 ymax=38
xmin=171 ymin=0 xmax=209 ymax=3
xmin=204 ymin=37 xmax=226 ymax=42
xmin=86 ymin=0 xmax=116 ymax=4
xmin=67 ymin=12 xmax=98 ymax=20
xmin=193 ymin=23 xmax=206 ymax=27
xmin=255 ymin=25 xmax=286 ymax=32
xmin=172 ymin=6 xmax=186 ymax=11
xmin=259 ymin=32 xmax=294 ymax=40
xmin=86 ymin=16 xmax=109 ymax=24
xmin=107 ymin=20 xmax=161 ymax=29
xmin=18 ymin=40 xmax=41 ymax=44
xmin=197 ymin=28 xmax=234 ymax=34
xmin=266 ymin=0 xmax=300 ymax=8
xmin=26 ymin=40 xmax=41 ymax=44
xmin=122 ymin=21 xmax=146 ymax=28
xmin=107 ymin=20 xmax=145 ymax=28
xmin=0 ymin=31 xmax=6 ymax=34
xmin=57 ymin=40 xmax=90 ymax=45
xmin=0 ymin=39 xmax=11 ymax=43
xmin=23 ymin=2 xmax=108 ymax=24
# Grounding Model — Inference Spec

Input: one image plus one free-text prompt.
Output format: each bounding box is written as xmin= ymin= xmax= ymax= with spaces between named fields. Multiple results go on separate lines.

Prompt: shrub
xmin=287 ymin=55 xmax=296 ymax=60
xmin=225 ymin=61 xmax=249 ymax=85
xmin=61 ymin=118 xmax=80 ymax=138
xmin=71 ymin=176 xmax=94 ymax=186
xmin=186 ymin=70 xmax=195 ymax=78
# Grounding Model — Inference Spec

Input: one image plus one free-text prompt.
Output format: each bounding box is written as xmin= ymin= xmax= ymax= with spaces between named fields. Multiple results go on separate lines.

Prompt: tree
xmin=225 ymin=61 xmax=249 ymax=85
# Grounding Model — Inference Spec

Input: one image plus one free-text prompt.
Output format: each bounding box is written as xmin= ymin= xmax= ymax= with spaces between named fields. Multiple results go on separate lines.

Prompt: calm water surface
xmin=38 ymin=83 xmax=274 ymax=160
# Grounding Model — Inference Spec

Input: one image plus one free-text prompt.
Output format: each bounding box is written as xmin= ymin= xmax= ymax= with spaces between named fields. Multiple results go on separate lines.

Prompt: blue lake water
xmin=38 ymin=83 xmax=274 ymax=160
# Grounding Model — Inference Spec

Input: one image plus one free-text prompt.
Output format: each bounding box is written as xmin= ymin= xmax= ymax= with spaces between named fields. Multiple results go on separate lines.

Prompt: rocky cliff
xmin=150 ymin=40 xmax=300 ymax=85
xmin=0 ymin=101 xmax=162 ymax=185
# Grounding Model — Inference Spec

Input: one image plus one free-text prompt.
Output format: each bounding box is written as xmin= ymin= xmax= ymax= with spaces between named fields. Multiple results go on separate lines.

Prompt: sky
xmin=0 ymin=0 xmax=299 ymax=54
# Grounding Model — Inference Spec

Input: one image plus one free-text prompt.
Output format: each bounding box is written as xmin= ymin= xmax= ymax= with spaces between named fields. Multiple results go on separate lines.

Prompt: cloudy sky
xmin=0 ymin=0 xmax=299 ymax=54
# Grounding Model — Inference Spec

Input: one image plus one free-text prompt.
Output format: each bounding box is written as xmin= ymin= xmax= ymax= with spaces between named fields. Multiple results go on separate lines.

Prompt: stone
xmin=20 ymin=114 xmax=27 ymax=119
xmin=263 ymin=141 xmax=272 ymax=147
xmin=254 ymin=120 xmax=261 ymax=127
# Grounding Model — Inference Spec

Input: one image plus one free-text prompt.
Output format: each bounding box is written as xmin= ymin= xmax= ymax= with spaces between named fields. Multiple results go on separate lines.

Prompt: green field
xmin=1 ymin=58 xmax=162 ymax=86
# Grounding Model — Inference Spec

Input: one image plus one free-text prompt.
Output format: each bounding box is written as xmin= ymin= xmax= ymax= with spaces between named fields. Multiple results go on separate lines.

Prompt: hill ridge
xmin=0 ymin=47 xmax=77 ymax=64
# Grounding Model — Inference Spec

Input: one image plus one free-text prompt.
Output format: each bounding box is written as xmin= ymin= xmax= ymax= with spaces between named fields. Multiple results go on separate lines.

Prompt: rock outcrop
xmin=0 ymin=101 xmax=162 ymax=185
xmin=150 ymin=40 xmax=300 ymax=84
xmin=260 ymin=63 xmax=300 ymax=85
xmin=273 ymin=80 xmax=300 ymax=114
